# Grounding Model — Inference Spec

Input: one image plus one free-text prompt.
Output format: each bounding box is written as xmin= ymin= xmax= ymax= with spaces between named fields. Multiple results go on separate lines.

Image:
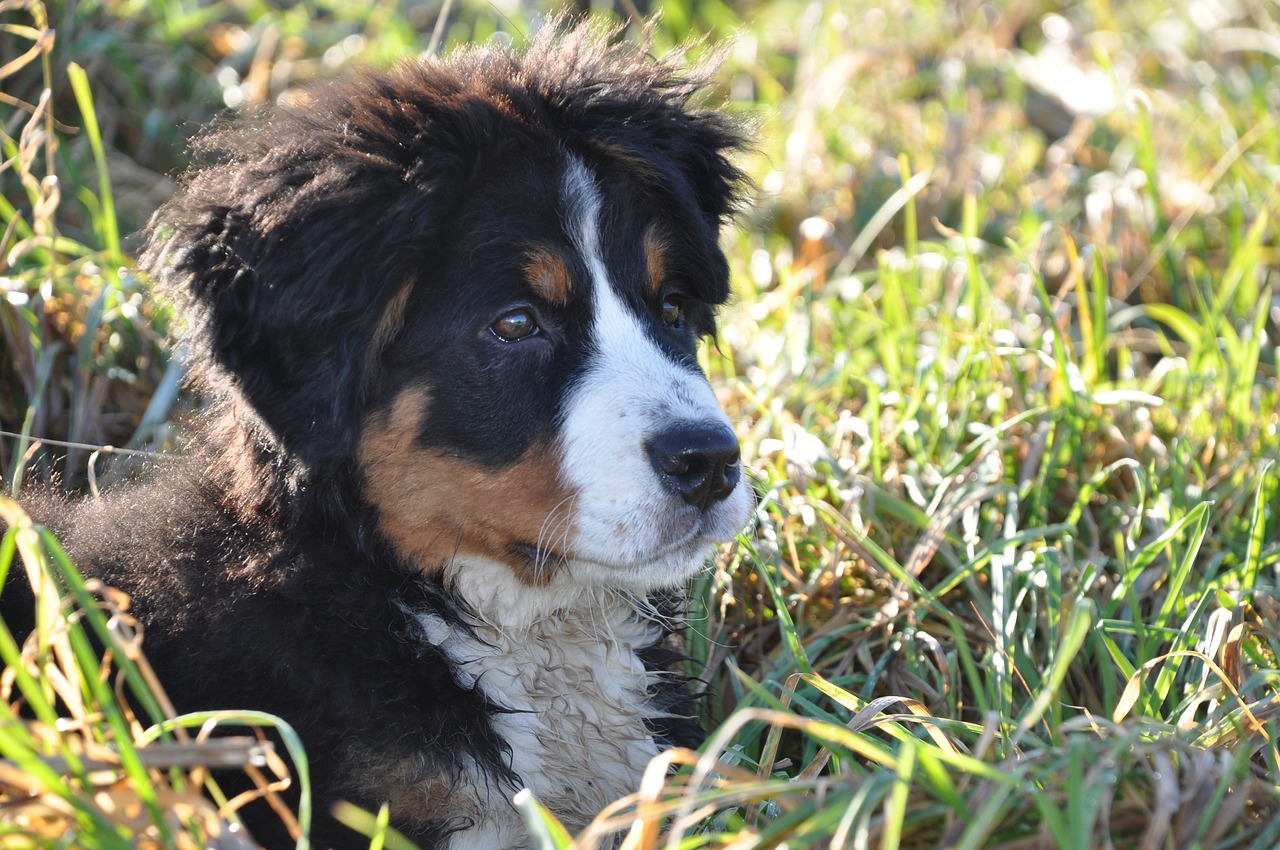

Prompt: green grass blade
xmin=66 ymin=62 xmax=121 ymax=269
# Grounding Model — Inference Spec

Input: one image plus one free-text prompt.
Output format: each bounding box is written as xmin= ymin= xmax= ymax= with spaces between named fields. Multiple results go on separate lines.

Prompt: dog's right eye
xmin=490 ymin=310 xmax=540 ymax=342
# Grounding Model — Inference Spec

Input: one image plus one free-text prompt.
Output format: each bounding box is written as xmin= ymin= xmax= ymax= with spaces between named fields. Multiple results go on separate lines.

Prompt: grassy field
xmin=3 ymin=0 xmax=1280 ymax=848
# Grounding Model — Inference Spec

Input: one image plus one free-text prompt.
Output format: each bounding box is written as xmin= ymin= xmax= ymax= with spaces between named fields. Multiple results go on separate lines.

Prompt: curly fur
xmin=7 ymin=17 xmax=750 ymax=850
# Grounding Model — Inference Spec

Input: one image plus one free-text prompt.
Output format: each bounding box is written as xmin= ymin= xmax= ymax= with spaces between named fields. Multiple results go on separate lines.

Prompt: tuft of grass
xmin=668 ymin=1 xmax=1280 ymax=846
xmin=0 ymin=496 xmax=312 ymax=849
xmin=4 ymin=0 xmax=1280 ymax=848
xmin=1 ymin=0 xmax=174 ymax=491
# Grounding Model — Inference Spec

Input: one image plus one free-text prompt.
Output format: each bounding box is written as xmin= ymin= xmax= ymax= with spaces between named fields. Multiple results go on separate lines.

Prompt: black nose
xmin=646 ymin=422 xmax=742 ymax=511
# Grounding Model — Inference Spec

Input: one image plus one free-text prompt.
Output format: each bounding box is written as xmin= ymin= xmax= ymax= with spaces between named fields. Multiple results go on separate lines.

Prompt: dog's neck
xmin=409 ymin=556 xmax=677 ymax=845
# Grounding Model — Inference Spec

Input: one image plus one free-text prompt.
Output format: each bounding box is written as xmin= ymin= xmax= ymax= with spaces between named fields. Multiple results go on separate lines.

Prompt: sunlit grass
xmin=2 ymin=0 xmax=1279 ymax=848
xmin=0 ymin=495 xmax=313 ymax=849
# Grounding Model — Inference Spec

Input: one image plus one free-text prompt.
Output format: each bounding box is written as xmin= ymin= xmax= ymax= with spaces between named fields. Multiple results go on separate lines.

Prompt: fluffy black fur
xmin=5 ymin=17 xmax=746 ymax=850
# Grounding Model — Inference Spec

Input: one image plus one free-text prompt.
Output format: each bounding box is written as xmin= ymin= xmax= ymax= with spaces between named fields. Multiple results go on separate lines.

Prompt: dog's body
xmin=7 ymin=18 xmax=750 ymax=850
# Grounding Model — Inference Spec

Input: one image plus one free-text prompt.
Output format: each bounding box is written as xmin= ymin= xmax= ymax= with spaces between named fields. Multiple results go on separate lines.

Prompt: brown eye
xmin=661 ymin=297 xmax=682 ymax=327
xmin=490 ymin=310 xmax=539 ymax=342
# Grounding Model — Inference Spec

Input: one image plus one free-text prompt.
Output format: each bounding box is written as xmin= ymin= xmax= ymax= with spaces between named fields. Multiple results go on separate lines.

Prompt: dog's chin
xmin=511 ymin=535 xmax=714 ymax=591
xmin=555 ymin=505 xmax=748 ymax=591
xmin=449 ymin=533 xmax=723 ymax=628
xmin=564 ymin=483 xmax=752 ymax=573
xmin=567 ymin=539 xmax=719 ymax=591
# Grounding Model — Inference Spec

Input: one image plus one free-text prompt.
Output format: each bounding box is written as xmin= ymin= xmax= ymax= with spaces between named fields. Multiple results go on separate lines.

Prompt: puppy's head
xmin=145 ymin=18 xmax=751 ymax=591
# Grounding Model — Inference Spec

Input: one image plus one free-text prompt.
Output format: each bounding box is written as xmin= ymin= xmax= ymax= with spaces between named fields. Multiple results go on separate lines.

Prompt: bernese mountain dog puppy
xmin=8 ymin=16 xmax=751 ymax=850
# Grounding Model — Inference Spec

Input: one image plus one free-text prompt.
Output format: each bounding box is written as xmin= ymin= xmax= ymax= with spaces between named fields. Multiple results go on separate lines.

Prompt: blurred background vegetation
xmin=3 ymin=0 xmax=1280 ymax=847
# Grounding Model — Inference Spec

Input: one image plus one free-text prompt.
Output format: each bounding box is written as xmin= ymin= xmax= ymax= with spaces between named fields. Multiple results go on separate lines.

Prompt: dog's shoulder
xmin=18 ymin=458 xmax=521 ymax=848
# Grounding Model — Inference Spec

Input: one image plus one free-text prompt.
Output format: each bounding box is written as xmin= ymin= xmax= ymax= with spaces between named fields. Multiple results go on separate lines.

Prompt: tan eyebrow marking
xmin=644 ymin=225 xmax=669 ymax=297
xmin=523 ymin=247 xmax=572 ymax=305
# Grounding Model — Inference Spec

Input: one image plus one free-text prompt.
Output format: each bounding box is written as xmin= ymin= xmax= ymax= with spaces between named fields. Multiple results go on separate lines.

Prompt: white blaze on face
xmin=557 ymin=159 xmax=751 ymax=589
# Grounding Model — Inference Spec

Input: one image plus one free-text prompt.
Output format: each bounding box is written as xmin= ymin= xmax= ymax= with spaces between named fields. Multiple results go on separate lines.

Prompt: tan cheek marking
xmin=359 ymin=386 xmax=574 ymax=585
xmin=644 ymin=226 xmax=669 ymax=297
xmin=524 ymin=249 xmax=572 ymax=305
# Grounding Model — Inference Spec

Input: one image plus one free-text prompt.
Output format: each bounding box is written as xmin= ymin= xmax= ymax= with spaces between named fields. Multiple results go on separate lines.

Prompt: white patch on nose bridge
xmin=561 ymin=159 xmax=716 ymax=415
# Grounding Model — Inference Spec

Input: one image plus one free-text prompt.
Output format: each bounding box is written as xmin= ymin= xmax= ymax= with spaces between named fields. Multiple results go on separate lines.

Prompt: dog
xmin=5 ymin=16 xmax=752 ymax=850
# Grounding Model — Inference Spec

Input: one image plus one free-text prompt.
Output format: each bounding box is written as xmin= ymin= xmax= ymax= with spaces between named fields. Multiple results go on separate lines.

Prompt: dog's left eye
xmin=660 ymin=297 xmax=682 ymax=328
xmin=490 ymin=310 xmax=540 ymax=342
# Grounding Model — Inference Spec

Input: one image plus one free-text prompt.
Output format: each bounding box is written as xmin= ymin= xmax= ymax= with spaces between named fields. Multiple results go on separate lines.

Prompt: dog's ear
xmin=143 ymin=74 xmax=466 ymax=478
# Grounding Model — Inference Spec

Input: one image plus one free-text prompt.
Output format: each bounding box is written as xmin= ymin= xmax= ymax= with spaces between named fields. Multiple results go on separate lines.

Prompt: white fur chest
xmin=415 ymin=561 xmax=674 ymax=849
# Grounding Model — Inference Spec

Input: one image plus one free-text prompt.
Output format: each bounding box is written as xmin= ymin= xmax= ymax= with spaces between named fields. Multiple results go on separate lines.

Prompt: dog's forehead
xmin=430 ymin=154 xmax=676 ymax=320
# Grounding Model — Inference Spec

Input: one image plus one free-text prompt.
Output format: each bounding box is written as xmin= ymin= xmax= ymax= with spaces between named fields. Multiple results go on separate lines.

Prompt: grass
xmin=3 ymin=0 xmax=1280 ymax=848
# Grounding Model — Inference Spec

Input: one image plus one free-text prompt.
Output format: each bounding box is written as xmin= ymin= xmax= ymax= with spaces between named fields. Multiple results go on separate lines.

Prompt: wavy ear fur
xmin=142 ymin=74 xmax=473 ymax=489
